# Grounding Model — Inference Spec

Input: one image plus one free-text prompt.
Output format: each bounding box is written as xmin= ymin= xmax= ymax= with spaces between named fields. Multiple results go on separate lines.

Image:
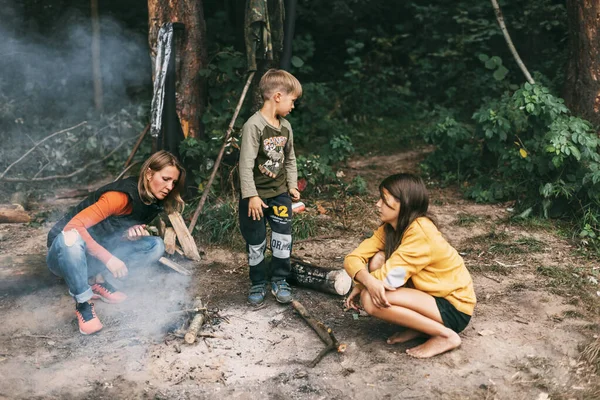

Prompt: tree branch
xmin=0 ymin=121 xmax=87 ymax=179
xmin=188 ymin=71 xmax=256 ymax=233
xmin=490 ymin=0 xmax=535 ymax=84
xmin=0 ymin=137 xmax=134 ymax=183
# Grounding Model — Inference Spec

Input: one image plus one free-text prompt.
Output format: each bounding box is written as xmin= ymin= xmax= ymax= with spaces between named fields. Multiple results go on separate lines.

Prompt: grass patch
xmin=508 ymin=282 xmax=528 ymax=291
xmin=454 ymin=213 xmax=481 ymax=227
xmin=468 ymin=230 xmax=544 ymax=256
xmin=467 ymin=263 xmax=509 ymax=275
xmin=292 ymin=212 xmax=318 ymax=240
xmin=562 ymin=310 xmax=585 ymax=319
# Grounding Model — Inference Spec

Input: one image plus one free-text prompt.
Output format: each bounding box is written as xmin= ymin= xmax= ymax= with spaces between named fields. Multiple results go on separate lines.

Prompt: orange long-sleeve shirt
xmin=63 ymin=191 xmax=132 ymax=264
xmin=344 ymin=217 xmax=476 ymax=315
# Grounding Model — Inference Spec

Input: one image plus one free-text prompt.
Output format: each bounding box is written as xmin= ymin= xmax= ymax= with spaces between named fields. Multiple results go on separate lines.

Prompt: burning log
xmin=289 ymin=256 xmax=352 ymax=296
xmin=168 ymin=212 xmax=201 ymax=261
xmin=291 ymin=300 xmax=346 ymax=367
xmin=158 ymin=256 xmax=191 ymax=276
xmin=184 ymin=299 xmax=206 ymax=344
xmin=0 ymin=205 xmax=31 ymax=223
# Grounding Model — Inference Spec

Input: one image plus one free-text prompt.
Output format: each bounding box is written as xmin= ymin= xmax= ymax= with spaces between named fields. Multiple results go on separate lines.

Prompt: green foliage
xmin=296 ymin=154 xmax=335 ymax=193
xmin=192 ymin=200 xmax=242 ymax=248
xmin=292 ymin=212 xmax=318 ymax=240
xmin=424 ymin=81 xmax=600 ymax=246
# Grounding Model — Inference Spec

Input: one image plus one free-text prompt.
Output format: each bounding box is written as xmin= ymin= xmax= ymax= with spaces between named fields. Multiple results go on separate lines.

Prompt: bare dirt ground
xmin=1 ymin=149 xmax=599 ymax=400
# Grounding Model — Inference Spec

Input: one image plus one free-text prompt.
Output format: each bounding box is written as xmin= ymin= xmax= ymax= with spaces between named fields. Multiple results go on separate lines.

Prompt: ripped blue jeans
xmin=46 ymin=230 xmax=165 ymax=303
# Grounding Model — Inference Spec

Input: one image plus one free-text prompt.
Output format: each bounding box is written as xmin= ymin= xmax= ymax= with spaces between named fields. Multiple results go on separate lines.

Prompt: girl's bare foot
xmin=406 ymin=331 xmax=461 ymax=358
xmin=387 ymin=329 xmax=425 ymax=344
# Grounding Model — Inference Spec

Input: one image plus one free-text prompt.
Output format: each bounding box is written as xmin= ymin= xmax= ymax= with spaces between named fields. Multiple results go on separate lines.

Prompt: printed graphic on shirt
xmin=258 ymin=136 xmax=287 ymax=178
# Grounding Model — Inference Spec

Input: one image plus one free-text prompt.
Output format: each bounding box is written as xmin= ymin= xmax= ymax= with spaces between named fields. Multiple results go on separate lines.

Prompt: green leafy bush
xmin=424 ymin=82 xmax=600 ymax=242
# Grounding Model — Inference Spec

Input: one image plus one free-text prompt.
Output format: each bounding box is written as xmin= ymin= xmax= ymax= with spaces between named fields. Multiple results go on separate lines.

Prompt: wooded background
xmin=1 ymin=0 xmax=600 ymax=251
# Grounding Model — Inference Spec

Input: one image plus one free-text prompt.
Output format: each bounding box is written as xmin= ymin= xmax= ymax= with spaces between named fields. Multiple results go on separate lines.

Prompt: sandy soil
xmin=0 ymin=149 xmax=599 ymax=400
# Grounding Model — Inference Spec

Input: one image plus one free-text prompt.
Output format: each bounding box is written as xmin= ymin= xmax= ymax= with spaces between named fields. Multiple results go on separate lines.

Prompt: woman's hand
xmin=345 ymin=285 xmax=363 ymax=310
xmin=126 ymin=224 xmax=149 ymax=240
xmin=106 ymin=256 xmax=128 ymax=278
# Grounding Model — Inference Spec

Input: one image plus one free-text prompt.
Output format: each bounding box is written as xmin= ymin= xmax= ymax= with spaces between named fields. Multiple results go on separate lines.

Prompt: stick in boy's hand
xmin=248 ymin=196 xmax=268 ymax=220
xmin=289 ymin=188 xmax=301 ymax=201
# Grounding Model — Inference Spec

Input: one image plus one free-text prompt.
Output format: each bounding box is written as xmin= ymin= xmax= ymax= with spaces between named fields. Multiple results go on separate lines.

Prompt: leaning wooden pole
xmin=188 ymin=71 xmax=256 ymax=233
xmin=490 ymin=0 xmax=535 ymax=84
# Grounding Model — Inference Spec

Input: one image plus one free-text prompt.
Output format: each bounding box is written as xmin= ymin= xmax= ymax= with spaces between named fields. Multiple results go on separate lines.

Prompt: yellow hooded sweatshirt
xmin=344 ymin=217 xmax=476 ymax=315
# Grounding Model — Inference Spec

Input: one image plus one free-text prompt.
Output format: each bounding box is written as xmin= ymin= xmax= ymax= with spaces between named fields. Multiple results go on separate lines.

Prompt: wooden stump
xmin=289 ymin=257 xmax=352 ymax=296
xmin=0 ymin=205 xmax=31 ymax=223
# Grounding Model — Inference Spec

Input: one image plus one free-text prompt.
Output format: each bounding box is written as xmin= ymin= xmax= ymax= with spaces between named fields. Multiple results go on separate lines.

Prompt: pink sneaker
xmin=91 ymin=282 xmax=127 ymax=304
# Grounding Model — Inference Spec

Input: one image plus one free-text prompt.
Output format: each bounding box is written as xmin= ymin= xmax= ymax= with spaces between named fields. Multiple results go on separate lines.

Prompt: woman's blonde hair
xmin=138 ymin=150 xmax=186 ymax=213
xmin=259 ymin=69 xmax=303 ymax=100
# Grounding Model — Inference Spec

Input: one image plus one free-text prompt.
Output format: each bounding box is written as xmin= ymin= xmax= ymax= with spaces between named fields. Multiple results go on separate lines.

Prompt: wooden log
xmin=289 ymin=256 xmax=352 ymax=296
xmin=291 ymin=300 xmax=346 ymax=367
xmin=164 ymin=227 xmax=177 ymax=255
xmin=0 ymin=207 xmax=31 ymax=223
xmin=168 ymin=212 xmax=201 ymax=261
xmin=158 ymin=256 xmax=192 ymax=276
xmin=157 ymin=217 xmax=166 ymax=238
xmin=184 ymin=299 xmax=206 ymax=344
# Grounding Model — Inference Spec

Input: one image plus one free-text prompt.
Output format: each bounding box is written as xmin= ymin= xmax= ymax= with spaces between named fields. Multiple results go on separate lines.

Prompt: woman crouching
xmin=344 ymin=173 xmax=476 ymax=358
xmin=46 ymin=150 xmax=185 ymax=335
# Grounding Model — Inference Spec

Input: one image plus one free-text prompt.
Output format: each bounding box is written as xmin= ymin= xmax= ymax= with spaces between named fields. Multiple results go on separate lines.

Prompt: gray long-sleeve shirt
xmin=239 ymin=111 xmax=298 ymax=199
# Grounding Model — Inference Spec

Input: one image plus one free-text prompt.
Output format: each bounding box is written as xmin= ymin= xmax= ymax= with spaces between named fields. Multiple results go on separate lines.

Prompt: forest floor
xmin=0 ymin=148 xmax=599 ymax=400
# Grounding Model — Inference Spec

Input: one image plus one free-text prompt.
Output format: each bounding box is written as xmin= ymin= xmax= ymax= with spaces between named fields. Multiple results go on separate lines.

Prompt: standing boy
xmin=239 ymin=69 xmax=302 ymax=305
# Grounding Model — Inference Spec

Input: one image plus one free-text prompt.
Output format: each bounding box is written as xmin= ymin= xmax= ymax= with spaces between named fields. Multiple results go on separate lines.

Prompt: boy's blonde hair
xmin=259 ymin=69 xmax=303 ymax=100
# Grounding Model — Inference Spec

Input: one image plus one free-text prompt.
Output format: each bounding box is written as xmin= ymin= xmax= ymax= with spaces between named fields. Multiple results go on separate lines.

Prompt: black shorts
xmin=435 ymin=297 xmax=471 ymax=333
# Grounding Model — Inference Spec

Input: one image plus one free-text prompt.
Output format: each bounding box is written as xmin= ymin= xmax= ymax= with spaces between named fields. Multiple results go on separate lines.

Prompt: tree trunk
xmin=148 ymin=0 xmax=208 ymax=139
xmin=563 ymin=0 xmax=600 ymax=127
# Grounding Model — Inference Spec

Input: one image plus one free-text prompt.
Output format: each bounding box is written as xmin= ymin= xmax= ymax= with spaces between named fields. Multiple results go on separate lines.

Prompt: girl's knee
xmin=360 ymin=290 xmax=377 ymax=316
xmin=368 ymin=251 xmax=385 ymax=272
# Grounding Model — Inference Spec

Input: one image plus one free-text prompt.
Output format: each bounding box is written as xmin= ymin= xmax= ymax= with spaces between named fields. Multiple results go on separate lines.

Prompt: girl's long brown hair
xmin=138 ymin=150 xmax=186 ymax=213
xmin=380 ymin=173 xmax=435 ymax=260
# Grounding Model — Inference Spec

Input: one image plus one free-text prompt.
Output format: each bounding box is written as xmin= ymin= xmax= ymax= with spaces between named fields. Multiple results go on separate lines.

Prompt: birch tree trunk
xmin=147 ymin=0 xmax=208 ymax=139
xmin=563 ymin=0 xmax=600 ymax=127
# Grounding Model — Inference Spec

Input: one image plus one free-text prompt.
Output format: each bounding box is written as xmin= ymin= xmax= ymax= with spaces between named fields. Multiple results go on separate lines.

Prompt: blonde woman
xmin=46 ymin=150 xmax=185 ymax=335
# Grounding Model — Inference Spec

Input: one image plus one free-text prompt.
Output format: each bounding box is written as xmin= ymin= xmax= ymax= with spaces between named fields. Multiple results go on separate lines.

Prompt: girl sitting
xmin=344 ymin=173 xmax=476 ymax=358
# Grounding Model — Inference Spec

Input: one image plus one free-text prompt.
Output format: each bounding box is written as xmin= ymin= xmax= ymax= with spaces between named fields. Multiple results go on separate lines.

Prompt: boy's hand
xmin=289 ymin=188 xmax=301 ymax=201
xmin=248 ymin=196 xmax=268 ymax=220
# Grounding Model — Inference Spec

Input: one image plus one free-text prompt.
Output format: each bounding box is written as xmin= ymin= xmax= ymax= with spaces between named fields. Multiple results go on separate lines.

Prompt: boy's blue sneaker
xmin=271 ymin=280 xmax=293 ymax=304
xmin=248 ymin=284 xmax=267 ymax=306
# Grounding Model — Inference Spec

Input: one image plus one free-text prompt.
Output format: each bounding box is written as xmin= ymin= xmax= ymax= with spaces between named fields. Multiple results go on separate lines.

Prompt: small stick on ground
xmin=291 ymin=300 xmax=346 ymax=367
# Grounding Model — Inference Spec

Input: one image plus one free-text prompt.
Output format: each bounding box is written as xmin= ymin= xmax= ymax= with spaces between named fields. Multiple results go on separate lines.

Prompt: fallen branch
xmin=480 ymin=273 xmax=502 ymax=284
xmin=0 ymin=121 xmax=87 ymax=179
xmin=124 ymin=123 xmax=150 ymax=168
xmin=0 ymin=137 xmax=133 ymax=182
xmin=0 ymin=205 xmax=30 ymax=223
xmin=490 ymin=0 xmax=535 ymax=84
xmin=291 ymin=300 xmax=346 ymax=367
xmin=188 ymin=71 xmax=256 ymax=234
